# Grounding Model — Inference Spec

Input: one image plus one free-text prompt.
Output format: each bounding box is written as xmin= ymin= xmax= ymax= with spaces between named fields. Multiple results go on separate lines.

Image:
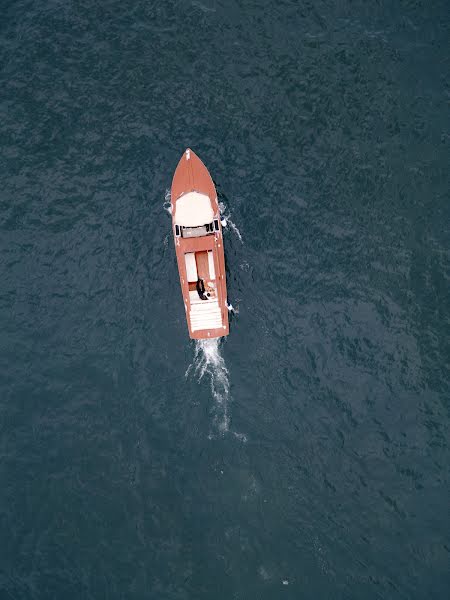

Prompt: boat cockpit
xmin=175 ymin=219 xmax=220 ymax=239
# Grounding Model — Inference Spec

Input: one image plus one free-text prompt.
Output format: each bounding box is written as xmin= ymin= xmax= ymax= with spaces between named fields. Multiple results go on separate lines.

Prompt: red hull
xmin=171 ymin=149 xmax=229 ymax=339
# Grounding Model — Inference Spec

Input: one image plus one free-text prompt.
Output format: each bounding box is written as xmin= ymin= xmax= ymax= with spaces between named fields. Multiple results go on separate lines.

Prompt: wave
xmin=186 ymin=339 xmax=246 ymax=441
xmin=163 ymin=189 xmax=172 ymax=215
xmin=219 ymin=201 xmax=243 ymax=243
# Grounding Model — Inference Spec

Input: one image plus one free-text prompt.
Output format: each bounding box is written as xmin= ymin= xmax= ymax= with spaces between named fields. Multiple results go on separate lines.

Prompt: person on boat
xmin=196 ymin=277 xmax=208 ymax=300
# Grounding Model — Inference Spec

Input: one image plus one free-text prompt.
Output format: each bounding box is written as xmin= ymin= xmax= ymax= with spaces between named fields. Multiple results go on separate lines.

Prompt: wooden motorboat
xmin=171 ymin=149 xmax=229 ymax=339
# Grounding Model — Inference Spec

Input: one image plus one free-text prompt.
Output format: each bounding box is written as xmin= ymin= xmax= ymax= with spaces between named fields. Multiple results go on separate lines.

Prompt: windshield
xmin=181 ymin=223 xmax=214 ymax=238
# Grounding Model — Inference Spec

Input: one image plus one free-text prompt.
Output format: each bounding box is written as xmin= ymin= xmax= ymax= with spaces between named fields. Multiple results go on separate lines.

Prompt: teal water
xmin=1 ymin=1 xmax=449 ymax=598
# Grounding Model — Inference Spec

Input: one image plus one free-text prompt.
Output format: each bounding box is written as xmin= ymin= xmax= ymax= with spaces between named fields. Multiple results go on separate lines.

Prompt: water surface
xmin=1 ymin=1 xmax=449 ymax=598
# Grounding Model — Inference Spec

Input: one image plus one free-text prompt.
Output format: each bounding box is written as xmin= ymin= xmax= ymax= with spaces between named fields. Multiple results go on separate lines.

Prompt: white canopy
xmin=174 ymin=192 xmax=214 ymax=227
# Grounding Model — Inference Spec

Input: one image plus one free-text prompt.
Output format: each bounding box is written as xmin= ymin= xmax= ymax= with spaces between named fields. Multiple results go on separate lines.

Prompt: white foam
xmin=219 ymin=201 xmax=243 ymax=243
xmin=226 ymin=302 xmax=239 ymax=314
xmin=186 ymin=339 xmax=246 ymax=440
xmin=186 ymin=339 xmax=229 ymax=433
xmin=163 ymin=189 xmax=172 ymax=215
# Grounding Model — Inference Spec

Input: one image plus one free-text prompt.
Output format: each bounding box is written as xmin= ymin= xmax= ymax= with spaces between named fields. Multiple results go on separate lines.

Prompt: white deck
xmin=189 ymin=296 xmax=223 ymax=331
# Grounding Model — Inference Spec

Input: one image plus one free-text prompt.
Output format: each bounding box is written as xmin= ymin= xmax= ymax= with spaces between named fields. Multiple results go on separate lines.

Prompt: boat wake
xmin=219 ymin=201 xmax=243 ymax=243
xmin=163 ymin=189 xmax=172 ymax=215
xmin=186 ymin=339 xmax=246 ymax=441
xmin=164 ymin=189 xmax=244 ymax=440
xmin=227 ymin=302 xmax=239 ymax=314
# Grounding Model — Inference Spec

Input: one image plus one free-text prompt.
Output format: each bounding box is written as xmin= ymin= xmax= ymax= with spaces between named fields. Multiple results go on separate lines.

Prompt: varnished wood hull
xmin=171 ymin=149 xmax=229 ymax=339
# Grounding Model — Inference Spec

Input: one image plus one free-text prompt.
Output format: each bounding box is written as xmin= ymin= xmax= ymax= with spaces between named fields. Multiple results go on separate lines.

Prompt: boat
xmin=171 ymin=148 xmax=229 ymax=339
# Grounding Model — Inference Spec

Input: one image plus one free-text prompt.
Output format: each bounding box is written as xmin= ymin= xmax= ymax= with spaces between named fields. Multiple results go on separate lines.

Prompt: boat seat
xmin=189 ymin=290 xmax=204 ymax=305
xmin=196 ymin=251 xmax=209 ymax=281
xmin=207 ymin=251 xmax=215 ymax=279
xmin=175 ymin=192 xmax=214 ymax=227
xmin=184 ymin=253 xmax=198 ymax=282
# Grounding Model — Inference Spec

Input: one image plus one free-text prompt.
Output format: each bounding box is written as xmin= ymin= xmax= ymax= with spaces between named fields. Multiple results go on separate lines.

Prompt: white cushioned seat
xmin=207 ymin=251 xmax=215 ymax=279
xmin=185 ymin=253 xmax=198 ymax=282
xmin=175 ymin=192 xmax=214 ymax=227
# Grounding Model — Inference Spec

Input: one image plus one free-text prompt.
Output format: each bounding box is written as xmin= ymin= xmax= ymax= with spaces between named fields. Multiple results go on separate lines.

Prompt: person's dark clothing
xmin=196 ymin=278 xmax=207 ymax=300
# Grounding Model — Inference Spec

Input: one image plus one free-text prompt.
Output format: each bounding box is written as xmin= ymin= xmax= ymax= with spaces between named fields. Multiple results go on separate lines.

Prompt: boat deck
xmin=189 ymin=295 xmax=223 ymax=331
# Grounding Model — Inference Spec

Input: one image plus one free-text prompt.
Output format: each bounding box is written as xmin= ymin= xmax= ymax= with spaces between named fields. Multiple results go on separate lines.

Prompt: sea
xmin=1 ymin=1 xmax=449 ymax=598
